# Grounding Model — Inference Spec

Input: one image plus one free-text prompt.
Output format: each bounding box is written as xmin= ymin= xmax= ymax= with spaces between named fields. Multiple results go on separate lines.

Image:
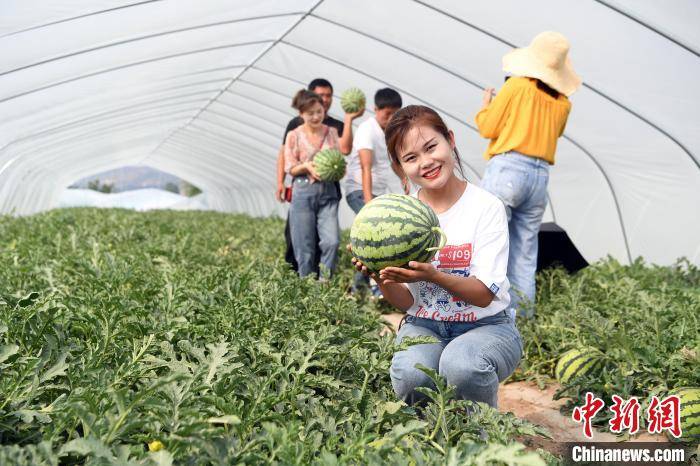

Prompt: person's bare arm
xmin=380 ymin=262 xmax=495 ymax=308
xmin=276 ymin=145 xmax=286 ymax=202
xmin=359 ymin=148 xmax=373 ymax=203
xmin=338 ymin=108 xmax=365 ymax=154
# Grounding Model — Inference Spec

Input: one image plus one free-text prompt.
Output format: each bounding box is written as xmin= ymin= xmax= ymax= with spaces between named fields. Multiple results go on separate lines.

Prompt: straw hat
xmin=502 ymin=31 xmax=582 ymax=96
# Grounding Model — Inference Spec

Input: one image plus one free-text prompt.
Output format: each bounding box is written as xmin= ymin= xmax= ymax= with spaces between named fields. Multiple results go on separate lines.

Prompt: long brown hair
xmin=291 ymin=89 xmax=323 ymax=113
xmin=385 ymin=105 xmax=466 ymax=179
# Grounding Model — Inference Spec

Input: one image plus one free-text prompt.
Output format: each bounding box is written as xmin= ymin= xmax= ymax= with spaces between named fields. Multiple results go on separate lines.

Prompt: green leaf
xmin=204 ymin=341 xmax=230 ymax=385
xmin=0 ymin=344 xmax=19 ymax=363
xmin=395 ymin=335 xmax=440 ymax=352
xmin=39 ymin=352 xmax=69 ymax=383
xmin=13 ymin=409 xmax=52 ymax=424
xmin=17 ymin=292 xmax=40 ymax=308
xmin=383 ymin=400 xmax=404 ymax=415
xmin=148 ymin=450 xmax=174 ymax=466
xmin=207 ymin=415 xmax=241 ymax=425
xmin=471 ymin=443 xmax=547 ymax=466
xmin=59 ymin=437 xmax=114 ymax=460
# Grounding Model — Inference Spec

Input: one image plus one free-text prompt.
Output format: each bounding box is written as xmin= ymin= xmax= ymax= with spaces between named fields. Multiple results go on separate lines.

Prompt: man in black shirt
xmin=276 ymin=78 xmax=361 ymax=273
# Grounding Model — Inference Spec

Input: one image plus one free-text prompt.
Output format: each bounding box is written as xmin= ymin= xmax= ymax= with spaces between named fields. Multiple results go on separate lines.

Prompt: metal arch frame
xmin=412 ymin=0 xmax=698 ymax=170
xmin=0 ymin=65 xmax=248 ymax=130
xmin=0 ymin=89 xmax=223 ymax=153
xmin=161 ymin=130 xmax=274 ymax=182
xmin=593 ymin=0 xmax=699 ymax=58
xmin=285 ymin=13 xmax=635 ymax=261
xmin=215 ymin=94 xmax=293 ymax=130
xmin=0 ymin=113 xmax=198 ymax=197
xmin=0 ymin=112 xmax=199 ymax=202
xmin=153 ymin=147 xmax=272 ymax=217
xmin=0 ymin=100 xmax=211 ymax=163
xmin=1 ymin=0 xmax=165 ymax=38
xmin=203 ymin=105 xmax=286 ymax=141
xmin=1 ymin=12 xmax=306 ymax=77
xmin=4 ymin=136 xmax=169 ymax=214
xmin=188 ymin=116 xmax=280 ymax=154
xmin=224 ymin=88 xmax=297 ymax=120
xmin=0 ymin=68 xmax=298 ymax=213
xmin=242 ymin=66 xmax=377 ymax=121
xmin=0 ymin=40 xmax=273 ymax=104
xmin=166 ymin=125 xmax=277 ymax=179
xmin=148 ymin=146 xmax=251 ymax=189
xmin=147 ymin=0 xmax=327 ymax=162
xmin=0 ymin=4 xmax=314 ymax=213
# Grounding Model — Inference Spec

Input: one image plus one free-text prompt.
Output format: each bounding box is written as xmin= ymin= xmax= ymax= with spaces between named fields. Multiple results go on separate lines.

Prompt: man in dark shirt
xmin=276 ymin=78 xmax=357 ymax=273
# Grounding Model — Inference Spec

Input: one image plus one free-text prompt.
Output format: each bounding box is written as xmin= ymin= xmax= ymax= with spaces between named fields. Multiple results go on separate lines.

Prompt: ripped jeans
xmin=390 ymin=311 xmax=522 ymax=407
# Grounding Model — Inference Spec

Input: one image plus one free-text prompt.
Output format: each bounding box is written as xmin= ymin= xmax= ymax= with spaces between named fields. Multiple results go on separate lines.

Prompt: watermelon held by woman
xmin=350 ymin=194 xmax=447 ymax=273
xmin=666 ymin=387 xmax=700 ymax=444
xmin=555 ymin=347 xmax=605 ymax=385
xmin=314 ymin=148 xmax=346 ymax=182
xmin=340 ymin=87 xmax=366 ymax=113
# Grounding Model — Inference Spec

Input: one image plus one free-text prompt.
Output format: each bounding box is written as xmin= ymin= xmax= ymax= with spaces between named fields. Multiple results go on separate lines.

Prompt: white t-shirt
xmin=344 ymin=117 xmax=392 ymax=195
xmin=405 ymin=183 xmax=511 ymax=321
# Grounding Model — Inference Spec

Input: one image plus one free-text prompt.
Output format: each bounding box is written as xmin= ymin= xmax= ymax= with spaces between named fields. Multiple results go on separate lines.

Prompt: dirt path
xmin=380 ymin=312 xmax=667 ymax=445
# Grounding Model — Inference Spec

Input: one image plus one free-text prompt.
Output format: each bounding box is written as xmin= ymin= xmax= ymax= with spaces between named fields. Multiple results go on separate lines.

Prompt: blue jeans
xmin=289 ymin=177 xmax=340 ymax=278
xmin=479 ymin=151 xmax=549 ymax=318
xmin=390 ymin=311 xmax=522 ymax=407
xmin=346 ymin=190 xmax=376 ymax=291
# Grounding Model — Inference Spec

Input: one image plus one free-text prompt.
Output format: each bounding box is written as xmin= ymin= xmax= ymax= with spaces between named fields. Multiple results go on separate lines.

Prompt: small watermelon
xmin=340 ymin=87 xmax=366 ymax=113
xmin=350 ymin=194 xmax=446 ymax=272
xmin=555 ymin=347 xmax=605 ymax=384
xmin=314 ymin=149 xmax=346 ymax=182
xmin=667 ymin=387 xmax=700 ymax=444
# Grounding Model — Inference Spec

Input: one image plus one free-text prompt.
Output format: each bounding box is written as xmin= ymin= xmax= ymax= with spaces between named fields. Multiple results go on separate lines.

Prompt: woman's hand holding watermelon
xmin=347 ymin=244 xmax=417 ymax=311
xmin=379 ymin=261 xmax=438 ymax=284
xmin=347 ymin=244 xmax=385 ymax=285
xmin=305 ymin=161 xmax=321 ymax=182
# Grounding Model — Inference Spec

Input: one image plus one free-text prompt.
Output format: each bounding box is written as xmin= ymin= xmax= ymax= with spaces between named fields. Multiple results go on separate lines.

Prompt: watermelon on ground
xmin=555 ymin=347 xmax=605 ymax=384
xmin=350 ymin=194 xmax=446 ymax=272
xmin=667 ymin=387 xmax=700 ymax=444
xmin=314 ymin=149 xmax=346 ymax=182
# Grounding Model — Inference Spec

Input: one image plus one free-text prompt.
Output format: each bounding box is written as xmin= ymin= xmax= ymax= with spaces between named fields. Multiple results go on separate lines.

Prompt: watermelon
xmin=314 ymin=149 xmax=346 ymax=182
xmin=340 ymin=87 xmax=366 ymax=113
xmin=667 ymin=387 xmax=700 ymax=443
xmin=555 ymin=347 xmax=605 ymax=384
xmin=350 ymin=194 xmax=446 ymax=272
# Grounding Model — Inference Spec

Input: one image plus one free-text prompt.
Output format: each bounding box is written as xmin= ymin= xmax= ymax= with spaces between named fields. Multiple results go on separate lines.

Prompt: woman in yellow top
xmin=475 ymin=31 xmax=581 ymax=318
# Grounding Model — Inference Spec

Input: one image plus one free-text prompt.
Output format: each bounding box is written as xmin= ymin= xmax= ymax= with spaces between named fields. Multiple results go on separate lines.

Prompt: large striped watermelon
xmin=350 ymin=194 xmax=446 ymax=272
xmin=314 ymin=149 xmax=346 ymax=182
xmin=340 ymin=87 xmax=366 ymax=113
xmin=667 ymin=387 xmax=700 ymax=443
xmin=555 ymin=347 xmax=605 ymax=384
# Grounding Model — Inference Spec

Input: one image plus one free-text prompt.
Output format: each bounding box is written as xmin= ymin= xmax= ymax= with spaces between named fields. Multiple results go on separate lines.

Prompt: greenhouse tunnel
xmin=1 ymin=0 xmax=698 ymax=265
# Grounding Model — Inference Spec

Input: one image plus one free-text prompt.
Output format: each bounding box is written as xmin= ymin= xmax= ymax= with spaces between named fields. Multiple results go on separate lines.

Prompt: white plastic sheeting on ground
xmin=1 ymin=1 xmax=698 ymax=264
xmin=59 ymin=188 xmax=208 ymax=211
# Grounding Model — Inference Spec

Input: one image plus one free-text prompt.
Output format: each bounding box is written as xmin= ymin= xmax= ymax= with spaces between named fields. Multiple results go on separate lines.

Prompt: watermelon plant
xmin=515 ymin=259 xmax=699 ymax=435
xmin=0 ymin=209 xmax=553 ymax=464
